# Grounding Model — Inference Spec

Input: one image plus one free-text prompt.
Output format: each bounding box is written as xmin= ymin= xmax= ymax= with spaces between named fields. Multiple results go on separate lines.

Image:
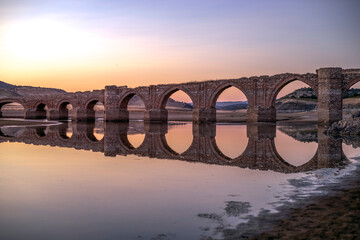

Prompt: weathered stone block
xmin=247 ymin=106 xmax=276 ymax=122
xmin=193 ymin=108 xmax=216 ymax=123
xmin=24 ymin=109 xmax=46 ymax=119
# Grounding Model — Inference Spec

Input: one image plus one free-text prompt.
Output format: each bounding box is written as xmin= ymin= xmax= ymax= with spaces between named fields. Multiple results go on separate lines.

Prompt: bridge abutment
xmin=318 ymin=67 xmax=343 ymax=126
xmin=247 ymin=106 xmax=276 ymax=122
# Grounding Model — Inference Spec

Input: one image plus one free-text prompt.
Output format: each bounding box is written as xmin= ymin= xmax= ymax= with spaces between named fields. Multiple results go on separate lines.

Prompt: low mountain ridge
xmin=0 ymin=80 xmax=66 ymax=98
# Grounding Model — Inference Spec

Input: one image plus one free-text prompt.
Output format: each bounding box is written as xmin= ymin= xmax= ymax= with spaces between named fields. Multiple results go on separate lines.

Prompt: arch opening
xmin=342 ymin=81 xmax=360 ymax=120
xmin=86 ymin=100 xmax=104 ymax=122
xmin=274 ymin=80 xmax=318 ymax=122
xmin=0 ymin=102 xmax=25 ymax=118
xmin=59 ymin=102 xmax=74 ymax=120
xmin=213 ymin=86 xmax=248 ymax=122
xmin=120 ymin=93 xmax=146 ymax=121
xmin=215 ymin=124 xmax=247 ymax=159
xmin=35 ymin=103 xmax=48 ymax=119
xmin=162 ymin=89 xmax=193 ymax=122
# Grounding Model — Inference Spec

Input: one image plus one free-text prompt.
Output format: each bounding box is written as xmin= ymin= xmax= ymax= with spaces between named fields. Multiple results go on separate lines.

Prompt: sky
xmin=0 ymin=0 xmax=360 ymax=101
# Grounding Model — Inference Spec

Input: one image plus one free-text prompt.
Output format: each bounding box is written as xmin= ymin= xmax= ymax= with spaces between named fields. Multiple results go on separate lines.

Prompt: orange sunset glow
xmin=1 ymin=1 xmax=359 ymax=102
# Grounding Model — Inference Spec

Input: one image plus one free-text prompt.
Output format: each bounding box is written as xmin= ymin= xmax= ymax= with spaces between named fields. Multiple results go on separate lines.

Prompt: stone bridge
xmin=1 ymin=67 xmax=359 ymax=126
xmin=0 ymin=122 xmax=348 ymax=174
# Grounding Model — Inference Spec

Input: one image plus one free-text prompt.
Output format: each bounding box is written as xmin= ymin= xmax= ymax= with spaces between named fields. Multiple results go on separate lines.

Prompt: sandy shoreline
xmin=220 ymin=157 xmax=360 ymax=240
xmin=0 ymin=118 xmax=61 ymax=127
xmin=249 ymin=183 xmax=360 ymax=239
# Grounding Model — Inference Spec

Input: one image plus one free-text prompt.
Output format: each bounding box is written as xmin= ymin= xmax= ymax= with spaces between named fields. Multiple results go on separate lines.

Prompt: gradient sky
xmin=0 ymin=0 xmax=359 ymax=101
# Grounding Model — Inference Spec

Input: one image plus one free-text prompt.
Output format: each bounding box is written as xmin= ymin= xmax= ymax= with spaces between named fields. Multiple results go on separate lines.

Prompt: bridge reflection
xmin=0 ymin=122 xmax=349 ymax=173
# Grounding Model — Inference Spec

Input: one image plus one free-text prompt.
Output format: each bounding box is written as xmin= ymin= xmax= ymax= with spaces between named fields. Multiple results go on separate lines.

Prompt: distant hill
xmin=0 ymin=80 xmax=66 ymax=98
xmin=277 ymin=87 xmax=360 ymax=112
xmin=127 ymin=95 xmax=193 ymax=109
xmin=215 ymin=101 xmax=248 ymax=110
xmin=280 ymin=87 xmax=317 ymax=100
xmin=0 ymin=81 xmax=16 ymax=89
xmin=280 ymin=87 xmax=360 ymax=100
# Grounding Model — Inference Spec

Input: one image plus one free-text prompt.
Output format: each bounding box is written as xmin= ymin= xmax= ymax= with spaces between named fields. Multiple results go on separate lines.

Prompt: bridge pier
xmin=193 ymin=108 xmax=216 ymax=123
xmin=73 ymin=108 xmax=96 ymax=122
xmin=24 ymin=109 xmax=47 ymax=119
xmin=318 ymin=67 xmax=343 ymax=127
xmin=144 ymin=109 xmax=168 ymax=123
xmin=48 ymin=109 xmax=62 ymax=120
xmin=247 ymin=106 xmax=276 ymax=123
xmin=104 ymin=109 xmax=129 ymax=122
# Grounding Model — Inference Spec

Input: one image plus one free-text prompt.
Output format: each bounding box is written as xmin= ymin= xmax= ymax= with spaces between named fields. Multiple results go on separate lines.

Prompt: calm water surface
xmin=0 ymin=121 xmax=359 ymax=239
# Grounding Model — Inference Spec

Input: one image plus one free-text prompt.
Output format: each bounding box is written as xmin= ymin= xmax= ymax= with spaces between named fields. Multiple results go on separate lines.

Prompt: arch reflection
xmin=0 ymin=121 xmax=352 ymax=173
xmin=165 ymin=122 xmax=193 ymax=154
xmin=215 ymin=124 xmax=247 ymax=159
xmin=127 ymin=121 xmax=145 ymax=149
xmin=275 ymin=124 xmax=318 ymax=167
xmin=342 ymin=135 xmax=360 ymax=160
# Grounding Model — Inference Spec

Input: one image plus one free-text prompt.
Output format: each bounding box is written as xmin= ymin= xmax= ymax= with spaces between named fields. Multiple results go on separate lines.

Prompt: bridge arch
xmin=85 ymin=98 xmax=104 ymax=122
xmin=57 ymin=100 xmax=76 ymax=120
xmin=343 ymin=76 xmax=360 ymax=94
xmin=0 ymin=99 xmax=25 ymax=118
xmin=269 ymin=76 xmax=318 ymax=108
xmin=342 ymin=77 xmax=360 ymax=120
xmin=85 ymin=98 xmax=102 ymax=110
xmin=33 ymin=102 xmax=49 ymax=119
xmin=159 ymin=86 xmax=197 ymax=109
xmin=119 ymin=92 xmax=148 ymax=110
xmin=209 ymin=83 xmax=251 ymax=109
